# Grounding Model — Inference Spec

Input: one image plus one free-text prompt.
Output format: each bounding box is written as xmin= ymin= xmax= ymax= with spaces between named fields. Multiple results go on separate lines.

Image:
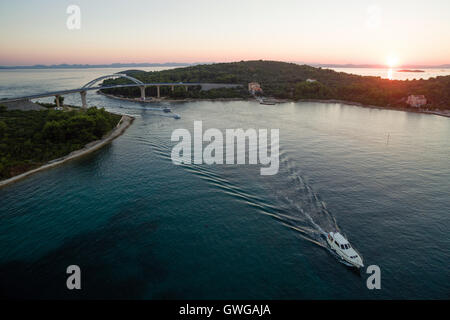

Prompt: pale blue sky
xmin=0 ymin=0 xmax=449 ymax=65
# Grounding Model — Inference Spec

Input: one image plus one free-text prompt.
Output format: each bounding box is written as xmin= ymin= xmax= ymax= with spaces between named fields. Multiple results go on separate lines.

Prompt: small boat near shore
xmin=257 ymin=97 xmax=277 ymax=105
xmin=326 ymin=232 xmax=364 ymax=268
xmin=260 ymin=101 xmax=276 ymax=105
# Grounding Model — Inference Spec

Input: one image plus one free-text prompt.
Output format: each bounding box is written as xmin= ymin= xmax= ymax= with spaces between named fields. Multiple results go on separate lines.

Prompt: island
xmin=0 ymin=103 xmax=132 ymax=185
xmin=100 ymin=60 xmax=450 ymax=111
xmin=397 ymin=69 xmax=425 ymax=72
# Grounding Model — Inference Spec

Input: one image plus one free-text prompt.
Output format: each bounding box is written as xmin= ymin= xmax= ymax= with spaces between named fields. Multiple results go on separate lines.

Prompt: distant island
xmin=311 ymin=63 xmax=450 ymax=69
xmin=1 ymin=62 xmax=449 ymax=70
xmin=100 ymin=60 xmax=450 ymax=111
xmin=397 ymin=69 xmax=425 ymax=73
xmin=0 ymin=63 xmax=191 ymax=70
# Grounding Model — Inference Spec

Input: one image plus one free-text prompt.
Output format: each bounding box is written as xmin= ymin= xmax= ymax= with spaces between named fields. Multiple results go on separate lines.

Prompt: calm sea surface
xmin=329 ymin=67 xmax=450 ymax=80
xmin=0 ymin=68 xmax=449 ymax=299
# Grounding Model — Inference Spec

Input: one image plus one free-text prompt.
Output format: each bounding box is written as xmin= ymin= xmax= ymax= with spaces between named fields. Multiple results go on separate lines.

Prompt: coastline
xmin=296 ymin=99 xmax=450 ymax=118
xmin=100 ymin=90 xmax=450 ymax=118
xmin=0 ymin=114 xmax=134 ymax=189
xmin=97 ymin=90 xmax=252 ymax=103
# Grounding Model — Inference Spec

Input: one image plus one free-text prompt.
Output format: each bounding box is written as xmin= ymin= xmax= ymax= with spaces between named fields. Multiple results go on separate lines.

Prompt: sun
xmin=386 ymin=55 xmax=399 ymax=68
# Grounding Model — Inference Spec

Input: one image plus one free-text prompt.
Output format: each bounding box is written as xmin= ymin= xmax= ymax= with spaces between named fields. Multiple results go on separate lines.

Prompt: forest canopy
xmin=101 ymin=60 xmax=450 ymax=110
xmin=0 ymin=106 xmax=121 ymax=179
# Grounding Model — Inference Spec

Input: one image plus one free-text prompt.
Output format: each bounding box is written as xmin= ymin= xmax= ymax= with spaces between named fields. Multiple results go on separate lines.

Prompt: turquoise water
xmin=0 ymin=69 xmax=449 ymax=299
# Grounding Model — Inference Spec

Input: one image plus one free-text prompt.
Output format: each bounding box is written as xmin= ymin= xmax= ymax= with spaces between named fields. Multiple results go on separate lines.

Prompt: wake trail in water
xmin=151 ymin=134 xmax=347 ymax=260
xmin=267 ymin=152 xmax=365 ymax=267
xmin=249 ymin=150 xmax=341 ymax=249
xmin=178 ymin=153 xmax=340 ymax=250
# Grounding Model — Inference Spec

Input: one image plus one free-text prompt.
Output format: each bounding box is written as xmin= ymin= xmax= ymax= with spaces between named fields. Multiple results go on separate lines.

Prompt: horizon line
xmin=1 ymin=60 xmax=449 ymax=69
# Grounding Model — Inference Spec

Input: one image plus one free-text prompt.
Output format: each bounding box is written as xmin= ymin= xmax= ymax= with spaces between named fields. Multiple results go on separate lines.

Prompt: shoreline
xmin=97 ymin=90 xmax=253 ymax=103
xmin=99 ymin=91 xmax=450 ymax=118
xmin=296 ymin=99 xmax=450 ymax=118
xmin=0 ymin=114 xmax=134 ymax=189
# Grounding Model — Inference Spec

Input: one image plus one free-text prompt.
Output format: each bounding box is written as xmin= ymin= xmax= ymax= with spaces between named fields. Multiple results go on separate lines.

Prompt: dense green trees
xmin=54 ymin=96 xmax=64 ymax=106
xmin=102 ymin=83 xmax=250 ymax=100
xmin=101 ymin=60 xmax=450 ymax=110
xmin=294 ymin=81 xmax=333 ymax=99
xmin=0 ymin=121 xmax=6 ymax=139
xmin=0 ymin=107 xmax=121 ymax=179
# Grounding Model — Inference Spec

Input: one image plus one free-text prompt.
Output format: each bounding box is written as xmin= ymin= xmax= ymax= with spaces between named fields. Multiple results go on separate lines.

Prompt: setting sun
xmin=387 ymin=55 xmax=400 ymax=68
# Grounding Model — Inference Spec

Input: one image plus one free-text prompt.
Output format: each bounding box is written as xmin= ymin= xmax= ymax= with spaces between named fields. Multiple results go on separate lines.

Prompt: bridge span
xmin=1 ymin=73 xmax=242 ymax=108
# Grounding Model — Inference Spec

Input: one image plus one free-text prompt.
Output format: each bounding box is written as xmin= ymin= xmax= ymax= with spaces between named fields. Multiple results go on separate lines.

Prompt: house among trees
xmin=406 ymin=95 xmax=427 ymax=108
xmin=248 ymin=82 xmax=263 ymax=94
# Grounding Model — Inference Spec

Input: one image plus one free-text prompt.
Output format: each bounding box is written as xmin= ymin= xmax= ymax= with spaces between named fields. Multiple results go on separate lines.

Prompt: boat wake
xmin=270 ymin=154 xmax=364 ymax=267
xmin=180 ymin=155 xmax=336 ymax=243
xmin=154 ymin=139 xmax=361 ymax=267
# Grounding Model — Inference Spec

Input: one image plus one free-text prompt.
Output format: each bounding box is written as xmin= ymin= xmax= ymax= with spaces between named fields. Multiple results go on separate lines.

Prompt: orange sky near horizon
xmin=0 ymin=0 xmax=449 ymax=66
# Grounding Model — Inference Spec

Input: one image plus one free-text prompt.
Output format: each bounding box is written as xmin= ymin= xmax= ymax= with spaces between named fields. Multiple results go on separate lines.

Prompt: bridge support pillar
xmin=171 ymin=85 xmax=174 ymax=92
xmin=185 ymin=86 xmax=188 ymax=92
xmin=80 ymin=91 xmax=87 ymax=108
xmin=140 ymin=86 xmax=146 ymax=101
xmin=157 ymin=85 xmax=160 ymax=98
xmin=55 ymin=95 xmax=61 ymax=108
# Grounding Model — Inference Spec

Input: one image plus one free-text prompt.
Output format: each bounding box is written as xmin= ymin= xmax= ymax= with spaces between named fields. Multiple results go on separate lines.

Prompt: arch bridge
xmin=1 ymin=73 xmax=243 ymax=108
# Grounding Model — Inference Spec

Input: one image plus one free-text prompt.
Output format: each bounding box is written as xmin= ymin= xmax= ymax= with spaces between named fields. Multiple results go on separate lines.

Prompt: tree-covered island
xmin=101 ymin=60 xmax=450 ymax=110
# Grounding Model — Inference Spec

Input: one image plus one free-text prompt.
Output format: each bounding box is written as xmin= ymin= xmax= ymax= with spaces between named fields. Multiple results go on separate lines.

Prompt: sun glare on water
xmin=386 ymin=55 xmax=400 ymax=80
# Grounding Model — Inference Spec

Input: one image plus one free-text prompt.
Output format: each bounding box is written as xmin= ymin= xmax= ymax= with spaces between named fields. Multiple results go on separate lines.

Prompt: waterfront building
xmin=406 ymin=95 xmax=427 ymax=108
xmin=248 ymin=82 xmax=263 ymax=94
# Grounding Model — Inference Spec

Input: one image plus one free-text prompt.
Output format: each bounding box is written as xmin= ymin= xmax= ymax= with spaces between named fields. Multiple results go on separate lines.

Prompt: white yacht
xmin=326 ymin=232 xmax=364 ymax=268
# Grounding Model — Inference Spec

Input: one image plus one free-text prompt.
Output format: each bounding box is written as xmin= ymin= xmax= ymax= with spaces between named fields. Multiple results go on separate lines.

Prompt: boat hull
xmin=326 ymin=234 xmax=364 ymax=268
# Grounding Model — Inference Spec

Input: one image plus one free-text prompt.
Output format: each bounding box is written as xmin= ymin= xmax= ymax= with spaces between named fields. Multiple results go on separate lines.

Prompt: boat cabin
xmin=328 ymin=232 xmax=352 ymax=250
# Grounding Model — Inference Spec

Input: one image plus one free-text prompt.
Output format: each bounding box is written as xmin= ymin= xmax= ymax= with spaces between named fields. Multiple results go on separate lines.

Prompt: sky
xmin=0 ymin=0 xmax=449 ymax=66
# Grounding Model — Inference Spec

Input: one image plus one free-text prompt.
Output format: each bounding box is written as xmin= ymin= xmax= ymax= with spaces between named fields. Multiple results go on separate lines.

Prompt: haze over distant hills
xmin=0 ymin=62 xmax=449 ymax=70
xmin=0 ymin=63 xmax=191 ymax=69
